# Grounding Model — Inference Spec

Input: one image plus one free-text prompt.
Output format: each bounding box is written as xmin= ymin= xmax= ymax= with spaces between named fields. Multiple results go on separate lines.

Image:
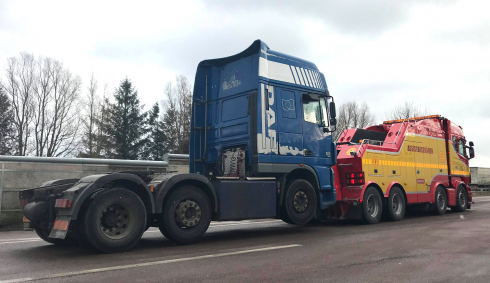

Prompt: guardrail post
xmin=0 ymin=162 xmax=4 ymax=218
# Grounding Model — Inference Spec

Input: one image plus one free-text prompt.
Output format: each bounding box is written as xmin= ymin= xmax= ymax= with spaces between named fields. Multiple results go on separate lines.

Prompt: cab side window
xmin=458 ymin=139 xmax=465 ymax=156
xmin=303 ymin=97 xmax=323 ymax=125
xmin=452 ymin=136 xmax=458 ymax=152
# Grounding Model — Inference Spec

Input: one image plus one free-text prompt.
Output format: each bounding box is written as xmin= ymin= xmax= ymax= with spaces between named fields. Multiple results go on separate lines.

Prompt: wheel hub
xmin=293 ymin=190 xmax=308 ymax=213
xmin=99 ymin=203 xmax=133 ymax=239
xmin=175 ymin=200 xmax=202 ymax=228
xmin=391 ymin=193 xmax=402 ymax=215
xmin=366 ymin=195 xmax=379 ymax=217
xmin=437 ymin=192 xmax=445 ymax=209
xmin=459 ymin=191 xmax=466 ymax=207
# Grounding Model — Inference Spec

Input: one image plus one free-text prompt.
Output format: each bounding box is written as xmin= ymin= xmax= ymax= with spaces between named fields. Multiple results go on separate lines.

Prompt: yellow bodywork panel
xmin=360 ymin=134 xmax=464 ymax=195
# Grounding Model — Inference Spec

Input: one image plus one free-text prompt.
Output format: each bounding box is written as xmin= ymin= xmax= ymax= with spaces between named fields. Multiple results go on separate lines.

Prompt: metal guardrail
xmin=0 ymin=155 xmax=170 ymax=166
xmin=0 ymin=155 xmax=189 ymax=218
xmin=164 ymin=154 xmax=189 ymax=160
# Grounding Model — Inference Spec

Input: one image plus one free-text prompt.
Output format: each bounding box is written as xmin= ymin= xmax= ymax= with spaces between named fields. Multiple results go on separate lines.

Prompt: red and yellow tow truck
xmin=332 ymin=115 xmax=475 ymax=223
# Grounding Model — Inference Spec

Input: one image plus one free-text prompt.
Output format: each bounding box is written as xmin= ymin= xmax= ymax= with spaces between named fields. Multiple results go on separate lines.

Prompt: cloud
xmin=202 ymin=0 xmax=455 ymax=36
xmin=1 ymin=0 xmax=490 ymax=166
xmin=437 ymin=23 xmax=490 ymax=46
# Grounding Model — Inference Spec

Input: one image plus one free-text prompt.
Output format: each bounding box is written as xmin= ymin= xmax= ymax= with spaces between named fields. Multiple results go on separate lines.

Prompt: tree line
xmin=0 ymin=53 xmax=431 ymax=159
xmin=0 ymin=53 xmax=192 ymax=160
xmin=334 ymin=99 xmax=430 ymax=140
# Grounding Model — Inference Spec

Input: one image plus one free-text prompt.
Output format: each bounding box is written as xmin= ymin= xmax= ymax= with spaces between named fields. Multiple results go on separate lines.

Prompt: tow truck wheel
xmin=80 ymin=187 xmax=147 ymax=253
xmin=451 ymin=185 xmax=468 ymax=212
xmin=362 ymin=187 xmax=383 ymax=224
xmin=159 ymin=186 xmax=211 ymax=244
xmin=433 ymin=186 xmax=448 ymax=215
xmin=281 ymin=179 xmax=317 ymax=225
xmin=387 ymin=187 xmax=406 ymax=221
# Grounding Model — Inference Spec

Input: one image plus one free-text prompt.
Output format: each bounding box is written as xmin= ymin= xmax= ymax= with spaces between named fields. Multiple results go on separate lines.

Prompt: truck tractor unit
xmin=19 ymin=40 xmax=474 ymax=253
xmin=20 ymin=40 xmax=339 ymax=253
xmin=332 ymin=115 xmax=475 ymax=223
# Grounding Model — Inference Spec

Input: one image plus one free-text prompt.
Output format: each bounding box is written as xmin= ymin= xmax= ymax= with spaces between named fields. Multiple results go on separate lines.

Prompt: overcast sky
xmin=1 ymin=0 xmax=489 ymax=166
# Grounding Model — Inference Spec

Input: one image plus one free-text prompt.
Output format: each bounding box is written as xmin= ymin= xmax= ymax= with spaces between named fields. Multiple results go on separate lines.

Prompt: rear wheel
xmin=433 ymin=186 xmax=447 ymax=215
xmin=79 ymin=187 xmax=147 ymax=253
xmin=362 ymin=187 xmax=383 ymax=224
xmin=281 ymin=179 xmax=317 ymax=225
xmin=451 ymin=185 xmax=468 ymax=212
xmin=159 ymin=186 xmax=212 ymax=244
xmin=387 ymin=187 xmax=406 ymax=221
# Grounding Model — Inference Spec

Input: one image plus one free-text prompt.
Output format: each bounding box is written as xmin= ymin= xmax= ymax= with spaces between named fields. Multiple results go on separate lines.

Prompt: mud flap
xmin=22 ymin=216 xmax=34 ymax=231
xmin=344 ymin=203 xmax=363 ymax=220
xmin=48 ymin=216 xmax=72 ymax=239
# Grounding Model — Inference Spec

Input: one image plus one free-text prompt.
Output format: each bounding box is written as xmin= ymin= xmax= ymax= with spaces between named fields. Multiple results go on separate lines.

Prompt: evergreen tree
xmin=0 ymin=86 xmax=15 ymax=155
xmin=142 ymin=103 xmax=168 ymax=160
xmin=162 ymin=83 xmax=179 ymax=153
xmin=106 ymin=78 xmax=148 ymax=160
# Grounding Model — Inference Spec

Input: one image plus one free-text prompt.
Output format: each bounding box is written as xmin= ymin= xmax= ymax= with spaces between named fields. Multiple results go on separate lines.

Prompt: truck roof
xmin=192 ymin=39 xmax=328 ymax=103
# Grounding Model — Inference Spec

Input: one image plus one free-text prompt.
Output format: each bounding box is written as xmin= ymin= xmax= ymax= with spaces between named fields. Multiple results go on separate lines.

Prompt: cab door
xmin=274 ymin=87 xmax=303 ymax=163
xmin=301 ymin=93 xmax=331 ymax=164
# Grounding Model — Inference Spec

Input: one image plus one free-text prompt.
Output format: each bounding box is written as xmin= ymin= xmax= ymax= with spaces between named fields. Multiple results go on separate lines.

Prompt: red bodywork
xmin=330 ymin=115 xmax=473 ymax=218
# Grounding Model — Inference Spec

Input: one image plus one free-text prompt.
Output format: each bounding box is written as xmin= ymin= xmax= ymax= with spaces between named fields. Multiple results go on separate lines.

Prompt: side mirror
xmin=469 ymin=147 xmax=475 ymax=159
xmin=469 ymin=141 xmax=474 ymax=147
xmin=329 ymin=102 xmax=336 ymax=120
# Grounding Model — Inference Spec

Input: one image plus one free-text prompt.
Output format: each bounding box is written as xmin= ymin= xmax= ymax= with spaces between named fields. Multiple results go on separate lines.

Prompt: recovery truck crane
xmin=19 ymin=40 xmax=475 ymax=253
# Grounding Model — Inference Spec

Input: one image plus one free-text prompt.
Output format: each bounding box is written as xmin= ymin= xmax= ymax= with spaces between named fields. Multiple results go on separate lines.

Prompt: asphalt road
xmin=1 ymin=197 xmax=490 ymax=283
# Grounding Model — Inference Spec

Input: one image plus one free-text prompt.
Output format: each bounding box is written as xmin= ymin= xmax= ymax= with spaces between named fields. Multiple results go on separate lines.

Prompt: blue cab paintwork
xmin=190 ymin=40 xmax=336 ymax=209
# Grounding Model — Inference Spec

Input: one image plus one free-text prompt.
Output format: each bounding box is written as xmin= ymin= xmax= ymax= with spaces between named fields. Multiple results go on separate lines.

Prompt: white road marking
xmin=0 ymin=244 xmax=301 ymax=283
xmin=0 ymin=220 xmax=285 ymax=244
xmin=0 ymin=279 xmax=31 ymax=283
xmin=208 ymin=220 xmax=283 ymax=228
xmin=144 ymin=220 xmax=283 ymax=233
xmin=0 ymin=239 xmax=42 ymax=245
xmin=0 ymin=238 xmax=39 ymax=242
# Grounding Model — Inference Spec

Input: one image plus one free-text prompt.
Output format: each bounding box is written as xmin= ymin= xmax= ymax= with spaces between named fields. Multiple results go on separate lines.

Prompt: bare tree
xmin=175 ymin=75 xmax=192 ymax=154
xmin=94 ymin=83 xmax=112 ymax=158
xmin=34 ymin=59 xmax=82 ymax=157
xmin=162 ymin=82 xmax=179 ymax=153
xmin=385 ymin=100 xmax=430 ymax=120
xmin=79 ymin=73 xmax=100 ymax=158
xmin=2 ymin=53 xmax=83 ymax=157
xmin=2 ymin=53 xmax=36 ymax=155
xmin=335 ymin=101 xmax=376 ymax=140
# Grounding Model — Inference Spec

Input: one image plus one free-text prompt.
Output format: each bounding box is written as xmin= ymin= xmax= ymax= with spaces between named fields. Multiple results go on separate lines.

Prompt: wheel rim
xmin=99 ymin=202 xmax=135 ymax=240
xmin=366 ymin=194 xmax=379 ymax=217
xmin=459 ymin=190 xmax=466 ymax=207
xmin=391 ymin=193 xmax=403 ymax=215
xmin=437 ymin=191 xmax=446 ymax=210
xmin=175 ymin=199 xmax=202 ymax=229
xmin=293 ymin=190 xmax=309 ymax=213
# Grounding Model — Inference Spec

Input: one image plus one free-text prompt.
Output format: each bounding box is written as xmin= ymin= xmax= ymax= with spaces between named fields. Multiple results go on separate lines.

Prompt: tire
xmin=159 ymin=186 xmax=211 ymax=244
xmin=79 ymin=187 xmax=147 ymax=253
xmin=433 ymin=186 xmax=448 ymax=215
xmin=281 ymin=179 xmax=317 ymax=225
xmin=451 ymin=185 xmax=468 ymax=212
xmin=387 ymin=187 xmax=406 ymax=221
xmin=362 ymin=187 xmax=383 ymax=224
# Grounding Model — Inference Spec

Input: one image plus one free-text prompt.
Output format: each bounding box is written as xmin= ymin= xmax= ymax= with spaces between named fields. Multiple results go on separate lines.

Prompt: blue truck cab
xmin=191 ymin=40 xmax=338 ymax=220
xmin=20 ymin=40 xmax=338 ymax=253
